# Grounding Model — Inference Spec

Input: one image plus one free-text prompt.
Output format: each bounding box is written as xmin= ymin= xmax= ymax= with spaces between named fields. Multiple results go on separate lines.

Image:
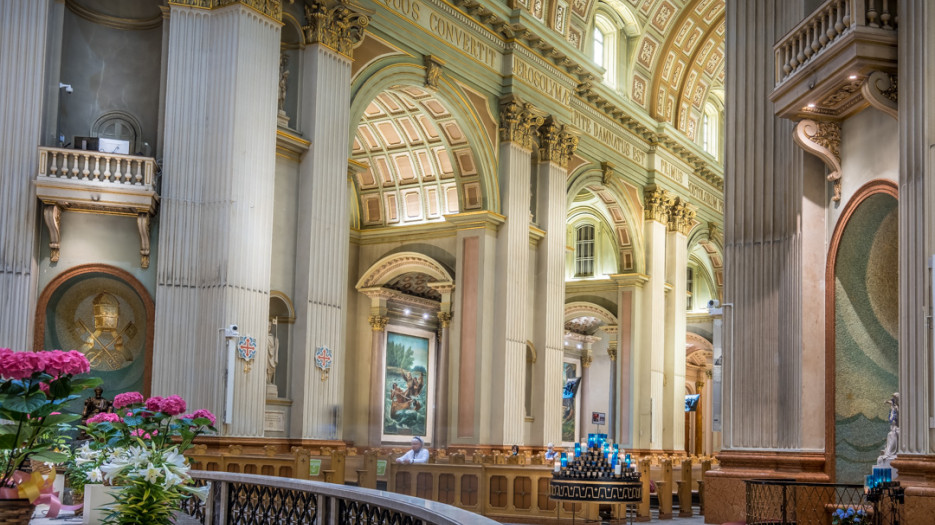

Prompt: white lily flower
xmin=162 ymin=466 xmax=183 ymax=487
xmin=143 ymin=463 xmax=161 ymax=483
xmin=163 ymin=448 xmax=186 ymax=469
xmin=88 ymin=468 xmax=103 ymax=483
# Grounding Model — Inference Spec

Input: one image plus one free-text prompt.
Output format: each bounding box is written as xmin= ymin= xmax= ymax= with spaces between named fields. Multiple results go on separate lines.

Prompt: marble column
xmin=603 ymin=326 xmax=618 ymax=442
xmin=663 ymin=199 xmax=694 ymax=451
xmin=289 ymin=0 xmax=369 ymax=439
xmin=641 ymin=186 xmax=672 ymax=450
xmin=0 ymin=0 xmax=51 ymax=349
xmin=153 ymin=2 xmax=280 ymax=436
xmin=695 ymin=380 xmax=704 ymax=455
xmin=491 ymin=96 xmax=542 ymax=446
xmin=435 ymin=309 xmax=452 ymax=448
xmin=534 ymin=116 xmax=578 ymax=446
xmin=573 ymin=333 xmax=601 ymax=435
xmin=362 ymin=287 xmax=391 ymax=446
xmin=613 ymin=275 xmax=644 ymax=449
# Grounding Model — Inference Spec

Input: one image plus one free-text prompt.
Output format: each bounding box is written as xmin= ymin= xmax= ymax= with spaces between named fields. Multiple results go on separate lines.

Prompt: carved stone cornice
xmin=368 ymin=315 xmax=389 ymax=331
xmin=861 ymin=70 xmax=898 ymax=120
xmin=538 ymin=117 xmax=578 ymax=168
xmin=169 ymin=0 xmax=282 ymax=21
xmin=498 ymin=96 xmax=544 ymax=151
xmin=424 ymin=55 xmax=444 ymax=90
xmin=437 ymin=311 xmax=452 ymax=328
xmin=303 ymin=0 xmax=371 ymax=58
xmin=643 ymin=185 xmax=674 ymax=224
xmin=793 ymin=119 xmax=843 ymax=201
xmin=667 ymin=198 xmax=696 ymax=236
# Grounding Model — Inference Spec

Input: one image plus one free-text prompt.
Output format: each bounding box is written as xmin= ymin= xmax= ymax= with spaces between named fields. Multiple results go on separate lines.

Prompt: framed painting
xmin=562 ymin=359 xmax=580 ymax=444
xmin=381 ymin=325 xmax=435 ymax=444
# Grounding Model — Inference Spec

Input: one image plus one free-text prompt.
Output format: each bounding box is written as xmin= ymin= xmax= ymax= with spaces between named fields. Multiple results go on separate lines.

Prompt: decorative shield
xmin=315 ymin=346 xmax=333 ymax=381
xmin=237 ymin=335 xmax=257 ymax=373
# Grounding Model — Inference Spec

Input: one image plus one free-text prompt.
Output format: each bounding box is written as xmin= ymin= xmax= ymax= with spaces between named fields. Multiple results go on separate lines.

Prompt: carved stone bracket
xmin=601 ymin=161 xmax=615 ymax=185
xmin=137 ymin=213 xmax=152 ymax=269
xmin=668 ymin=198 xmax=697 ymax=236
xmin=538 ymin=117 xmax=578 ymax=168
xmin=498 ymin=96 xmax=544 ymax=151
xmin=644 ymin=184 xmax=674 ymax=224
xmin=43 ymin=204 xmax=62 ymax=262
xmin=793 ymin=119 xmax=843 ymax=201
xmin=303 ymin=0 xmax=371 ymax=58
xmin=423 ymin=55 xmax=444 ymax=90
xmin=861 ymin=70 xmax=898 ymax=120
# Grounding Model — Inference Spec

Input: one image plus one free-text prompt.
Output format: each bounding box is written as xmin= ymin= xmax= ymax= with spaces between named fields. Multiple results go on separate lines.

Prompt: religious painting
xmin=37 ymin=266 xmax=152 ymax=409
xmin=562 ymin=360 xmax=580 ymax=443
xmin=382 ymin=326 xmax=435 ymax=444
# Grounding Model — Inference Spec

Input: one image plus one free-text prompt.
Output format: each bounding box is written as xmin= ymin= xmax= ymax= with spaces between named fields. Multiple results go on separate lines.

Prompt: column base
xmin=702 ymin=451 xmax=828 ymax=524
xmin=891 ymin=455 xmax=935 ymax=522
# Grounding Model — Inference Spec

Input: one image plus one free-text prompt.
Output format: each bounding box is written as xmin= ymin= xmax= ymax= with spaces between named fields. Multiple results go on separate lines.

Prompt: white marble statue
xmin=879 ymin=392 xmax=899 ymax=462
xmin=266 ymin=318 xmax=279 ymax=386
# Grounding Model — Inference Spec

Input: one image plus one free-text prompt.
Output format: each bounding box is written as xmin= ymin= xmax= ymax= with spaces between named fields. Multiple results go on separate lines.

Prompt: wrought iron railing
xmin=745 ymin=479 xmax=903 ymax=525
xmin=181 ymin=470 xmax=501 ymax=525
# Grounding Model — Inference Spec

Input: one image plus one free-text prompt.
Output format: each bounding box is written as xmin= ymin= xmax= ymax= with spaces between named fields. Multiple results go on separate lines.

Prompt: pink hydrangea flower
xmin=130 ymin=429 xmax=158 ymax=439
xmin=0 ymin=349 xmax=45 ymax=380
xmin=145 ymin=396 xmax=164 ymax=412
xmin=191 ymin=409 xmax=217 ymax=426
xmin=159 ymin=395 xmax=187 ymax=416
xmin=38 ymin=382 xmax=50 ymax=395
xmin=113 ymin=392 xmax=144 ymax=409
xmin=42 ymin=350 xmax=90 ymax=377
xmin=86 ymin=412 xmax=122 ymax=425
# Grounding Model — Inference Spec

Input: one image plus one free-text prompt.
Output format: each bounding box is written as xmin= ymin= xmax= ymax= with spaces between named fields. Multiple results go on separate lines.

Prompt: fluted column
xmin=154 ymin=3 xmax=280 ymax=436
xmin=612 ymin=275 xmax=645 ymax=449
xmin=290 ymin=0 xmax=370 ymax=439
xmin=604 ymin=325 xmax=618 ymax=442
xmin=572 ymin=333 xmax=601 ymax=434
xmin=435 ymin=309 xmax=452 ymax=448
xmin=362 ymin=289 xmax=390 ymax=446
xmin=534 ymin=116 xmax=578 ymax=446
xmin=0 ymin=0 xmax=51 ymax=348
xmin=663 ymin=199 xmax=694 ymax=451
xmin=491 ymin=96 xmax=542 ymax=446
xmin=641 ymin=186 xmax=672 ymax=450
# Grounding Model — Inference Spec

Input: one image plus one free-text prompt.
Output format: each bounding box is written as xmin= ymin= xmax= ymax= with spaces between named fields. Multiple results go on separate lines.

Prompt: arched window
xmin=702 ymin=103 xmax=720 ymax=159
xmin=575 ymin=224 xmax=595 ymax=277
xmin=686 ymin=267 xmax=694 ymax=310
xmin=593 ymin=14 xmax=617 ymax=87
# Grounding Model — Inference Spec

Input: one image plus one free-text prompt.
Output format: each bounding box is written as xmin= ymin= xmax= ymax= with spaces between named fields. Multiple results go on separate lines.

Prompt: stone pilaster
xmin=534 ymin=116 xmax=577 ymax=446
xmin=663 ymin=199 xmax=694 ymax=451
xmin=361 ymin=287 xmax=390 ymax=446
xmin=612 ymin=274 xmax=647 ymax=449
xmin=290 ymin=0 xmax=369 ymax=439
xmin=435 ymin=308 xmax=452 ymax=448
xmin=0 ymin=0 xmax=50 ymax=349
xmin=154 ymin=3 xmax=280 ymax=436
xmin=490 ymin=96 xmax=542 ymax=446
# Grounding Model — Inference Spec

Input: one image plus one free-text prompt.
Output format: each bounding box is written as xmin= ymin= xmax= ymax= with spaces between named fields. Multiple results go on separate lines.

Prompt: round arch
xmin=356 ymin=251 xmax=455 ymax=290
xmin=564 ymin=301 xmax=618 ymax=326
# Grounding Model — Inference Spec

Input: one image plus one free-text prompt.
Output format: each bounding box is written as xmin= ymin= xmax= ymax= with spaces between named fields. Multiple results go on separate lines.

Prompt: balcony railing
xmin=773 ymin=0 xmax=897 ymax=87
xmin=182 ymin=470 xmax=502 ymax=525
xmin=38 ymin=146 xmax=156 ymax=188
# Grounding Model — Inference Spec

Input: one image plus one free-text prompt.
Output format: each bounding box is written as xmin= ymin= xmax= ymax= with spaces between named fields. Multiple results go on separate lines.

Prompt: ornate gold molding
xmin=437 ymin=311 xmax=452 ymax=328
xmin=368 ymin=315 xmax=389 ymax=332
xmin=169 ymin=0 xmax=282 ymax=21
xmin=793 ymin=119 xmax=843 ymax=201
xmin=498 ymin=96 xmax=544 ymax=151
xmin=424 ymin=55 xmax=444 ymax=90
xmin=643 ymin=185 xmax=674 ymax=224
xmin=667 ymin=198 xmax=696 ymax=236
xmin=303 ymin=0 xmax=371 ymax=58
xmin=861 ymin=70 xmax=898 ymax=120
xmin=538 ymin=117 xmax=578 ymax=168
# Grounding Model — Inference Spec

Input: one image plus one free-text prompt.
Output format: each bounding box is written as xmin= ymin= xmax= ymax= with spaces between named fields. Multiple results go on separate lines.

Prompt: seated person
xmin=511 ymin=444 xmax=520 ymax=456
xmin=396 ymin=436 xmax=429 ymax=464
xmin=544 ymin=442 xmax=557 ymax=461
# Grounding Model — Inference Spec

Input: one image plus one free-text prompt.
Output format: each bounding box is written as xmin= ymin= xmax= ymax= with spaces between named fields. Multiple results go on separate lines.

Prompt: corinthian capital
xmin=499 ymin=96 xmax=544 ymax=150
xmin=368 ymin=315 xmax=389 ymax=331
xmin=303 ymin=0 xmax=371 ymax=58
xmin=643 ymin=185 xmax=674 ymax=224
xmin=538 ymin=117 xmax=579 ymax=168
xmin=169 ymin=0 xmax=282 ymax=21
xmin=667 ymin=198 xmax=696 ymax=235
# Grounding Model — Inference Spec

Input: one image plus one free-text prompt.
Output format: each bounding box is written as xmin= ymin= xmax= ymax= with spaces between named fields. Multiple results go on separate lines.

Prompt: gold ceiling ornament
xmin=169 ymin=0 xmax=282 ymax=21
xmin=498 ymin=96 xmax=544 ymax=150
xmin=303 ymin=0 xmax=371 ymax=58
xmin=538 ymin=117 xmax=579 ymax=168
xmin=423 ymin=55 xmax=445 ymax=91
xmin=368 ymin=315 xmax=389 ymax=332
xmin=793 ymin=119 xmax=843 ymax=201
xmin=667 ymin=198 xmax=696 ymax=236
xmin=643 ymin=185 xmax=674 ymax=224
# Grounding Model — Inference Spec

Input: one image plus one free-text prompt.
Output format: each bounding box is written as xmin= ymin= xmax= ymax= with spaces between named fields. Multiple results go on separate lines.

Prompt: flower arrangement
xmin=82 ymin=392 xmax=216 ymax=524
xmin=0 ymin=348 xmax=100 ymax=502
xmin=832 ymin=507 xmax=867 ymax=524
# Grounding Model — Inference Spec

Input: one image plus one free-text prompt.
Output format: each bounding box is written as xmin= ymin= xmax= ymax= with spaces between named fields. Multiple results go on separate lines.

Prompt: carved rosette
xmin=644 ymin=186 xmax=674 ymax=224
xmin=303 ymin=0 xmax=370 ymax=58
xmin=538 ymin=117 xmax=579 ymax=168
xmin=437 ymin=311 xmax=452 ymax=328
xmin=499 ymin=97 xmax=544 ymax=150
xmin=861 ymin=70 xmax=898 ymax=120
xmin=424 ymin=55 xmax=444 ymax=90
xmin=368 ymin=315 xmax=389 ymax=332
xmin=793 ymin=119 xmax=843 ymax=201
xmin=667 ymin=198 xmax=696 ymax=235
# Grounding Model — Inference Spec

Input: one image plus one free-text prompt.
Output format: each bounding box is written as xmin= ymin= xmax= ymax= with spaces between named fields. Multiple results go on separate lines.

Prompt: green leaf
xmin=42 ymin=413 xmax=80 ymax=426
xmin=3 ymin=391 xmax=48 ymax=413
xmin=0 ymin=434 xmax=18 ymax=449
xmin=49 ymin=377 xmax=70 ymax=398
xmin=69 ymin=377 xmax=103 ymax=390
xmin=28 ymin=450 xmax=69 ymax=464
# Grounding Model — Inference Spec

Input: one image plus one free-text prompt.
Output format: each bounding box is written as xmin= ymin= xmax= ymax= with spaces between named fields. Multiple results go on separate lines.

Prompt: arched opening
xmin=827 ymin=182 xmax=898 ymax=483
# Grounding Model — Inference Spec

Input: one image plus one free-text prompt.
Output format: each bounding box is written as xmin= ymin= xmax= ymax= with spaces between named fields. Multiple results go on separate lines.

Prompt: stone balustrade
xmin=38 ymin=146 xmax=156 ymax=188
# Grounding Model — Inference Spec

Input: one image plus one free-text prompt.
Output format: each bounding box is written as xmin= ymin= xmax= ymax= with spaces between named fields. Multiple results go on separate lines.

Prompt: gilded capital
xmin=499 ymin=97 xmax=544 ymax=150
xmin=667 ymin=198 xmax=696 ymax=235
xmin=538 ymin=117 xmax=579 ymax=168
xmin=169 ymin=0 xmax=282 ymax=21
xmin=437 ymin=311 xmax=452 ymax=328
xmin=581 ymin=352 xmax=593 ymax=369
xmin=644 ymin=185 xmax=674 ymax=224
xmin=607 ymin=345 xmax=617 ymax=361
xmin=303 ymin=0 xmax=371 ymax=58
xmin=368 ymin=315 xmax=389 ymax=331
